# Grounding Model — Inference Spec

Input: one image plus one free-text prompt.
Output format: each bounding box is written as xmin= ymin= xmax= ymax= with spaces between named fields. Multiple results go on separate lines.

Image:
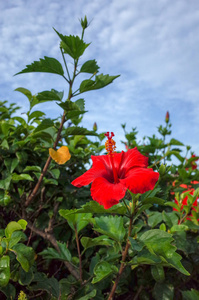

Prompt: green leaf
xmin=19 ymin=268 xmax=34 ymax=286
xmin=80 ymin=60 xmax=99 ymax=74
xmin=151 ymin=265 xmax=165 ymax=283
xmin=4 ymin=158 xmax=19 ymax=174
xmin=58 ymin=100 xmax=87 ymax=120
xmin=81 ymin=235 xmax=113 ymax=250
xmin=166 ymin=150 xmax=184 ymax=163
xmin=59 ymin=212 xmax=92 ymax=233
xmin=12 ymin=244 xmax=35 ymax=272
xmin=182 ymin=289 xmax=199 ymax=300
xmin=33 ymin=118 xmax=54 ymax=133
xmin=15 ymin=56 xmax=64 ymax=76
xmin=79 ymin=74 xmax=120 ymax=93
xmin=91 ymin=261 xmax=118 ymax=284
xmin=12 ymin=173 xmax=33 ymax=182
xmin=28 ymin=111 xmax=46 ymax=123
xmin=0 ymin=256 xmax=10 ymax=287
xmin=139 ymin=229 xmax=189 ymax=275
xmin=169 ymin=138 xmax=184 ymax=146
xmin=59 ymin=201 xmax=126 ymax=216
xmin=1 ymin=139 xmax=9 ymax=150
xmin=0 ymin=283 xmax=16 ymax=299
xmin=148 ymin=212 xmax=163 ymax=228
xmin=129 ymin=237 xmax=144 ymax=252
xmin=15 ymin=87 xmax=32 ymax=102
xmin=92 ymin=216 xmax=125 ymax=242
xmin=54 ymin=29 xmax=90 ymax=59
xmin=8 ymin=231 xmax=26 ymax=249
xmin=36 ymin=90 xmax=62 ymax=102
xmin=170 ymin=224 xmax=188 ymax=233
xmin=64 ymin=126 xmax=98 ymax=136
xmin=30 ymin=277 xmax=59 ymax=298
xmin=5 ymin=221 xmax=24 ymax=238
xmin=153 ymin=282 xmax=174 ymax=300
xmin=23 ymin=166 xmax=42 ymax=173
xmin=77 ymin=290 xmax=97 ymax=300
xmin=0 ymin=176 xmax=12 ymax=190
xmin=142 ymin=197 xmax=165 ymax=205
xmin=17 ymin=220 xmax=27 ymax=230
xmin=13 ymin=116 xmax=26 ymax=126
xmin=39 ymin=242 xmax=71 ymax=262
xmin=164 ymin=201 xmax=180 ymax=212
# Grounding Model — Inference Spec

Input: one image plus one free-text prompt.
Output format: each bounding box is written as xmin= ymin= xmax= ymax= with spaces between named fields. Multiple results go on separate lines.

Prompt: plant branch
xmin=25 ymin=111 xmax=66 ymax=207
xmin=108 ymin=217 xmax=133 ymax=300
xmin=74 ymin=227 xmax=82 ymax=283
xmin=27 ymin=220 xmax=80 ymax=280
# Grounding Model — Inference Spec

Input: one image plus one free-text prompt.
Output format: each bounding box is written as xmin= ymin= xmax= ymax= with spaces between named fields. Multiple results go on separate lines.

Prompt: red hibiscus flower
xmin=71 ymin=132 xmax=159 ymax=209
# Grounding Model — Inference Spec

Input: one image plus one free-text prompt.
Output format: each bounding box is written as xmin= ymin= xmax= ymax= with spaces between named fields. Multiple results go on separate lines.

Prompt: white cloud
xmin=0 ymin=0 xmax=199 ymax=156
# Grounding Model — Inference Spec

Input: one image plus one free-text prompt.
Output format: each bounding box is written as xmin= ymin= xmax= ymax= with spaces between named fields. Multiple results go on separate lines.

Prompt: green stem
xmin=60 ymin=47 xmax=71 ymax=82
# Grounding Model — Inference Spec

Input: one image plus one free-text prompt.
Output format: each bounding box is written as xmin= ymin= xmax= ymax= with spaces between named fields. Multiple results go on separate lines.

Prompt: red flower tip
xmin=105 ymin=132 xmax=116 ymax=156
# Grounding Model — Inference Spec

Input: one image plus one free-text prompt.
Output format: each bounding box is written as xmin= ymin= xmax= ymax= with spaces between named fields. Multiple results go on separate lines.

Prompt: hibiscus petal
xmin=120 ymin=167 xmax=159 ymax=194
xmin=118 ymin=148 xmax=148 ymax=178
xmin=91 ymin=177 xmax=126 ymax=209
xmin=72 ymin=155 xmax=109 ymax=187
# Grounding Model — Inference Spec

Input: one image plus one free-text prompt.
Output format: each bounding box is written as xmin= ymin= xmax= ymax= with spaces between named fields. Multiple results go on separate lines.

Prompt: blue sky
xmin=0 ymin=0 xmax=199 ymax=160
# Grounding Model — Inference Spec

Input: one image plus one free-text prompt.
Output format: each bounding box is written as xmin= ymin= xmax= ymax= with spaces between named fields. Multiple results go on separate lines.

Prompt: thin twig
xmin=75 ymin=227 xmax=82 ymax=283
xmin=25 ymin=112 xmax=66 ymax=207
xmin=108 ymin=217 xmax=133 ymax=300
xmin=27 ymin=220 xmax=80 ymax=280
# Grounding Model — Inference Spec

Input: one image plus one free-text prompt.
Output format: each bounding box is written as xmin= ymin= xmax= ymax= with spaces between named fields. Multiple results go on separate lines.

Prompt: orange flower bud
xmin=165 ymin=111 xmax=170 ymax=123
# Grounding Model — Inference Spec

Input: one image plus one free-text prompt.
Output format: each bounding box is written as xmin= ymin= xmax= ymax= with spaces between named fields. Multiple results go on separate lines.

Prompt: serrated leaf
xmin=92 ymin=216 xmax=125 ymax=242
xmin=148 ymin=212 xmax=163 ymax=228
xmin=80 ymin=74 xmax=120 ymax=93
xmin=142 ymin=197 xmax=165 ymax=205
xmin=170 ymin=224 xmax=188 ymax=233
xmin=15 ymin=56 xmax=64 ymax=76
xmin=182 ymin=289 xmax=199 ymax=300
xmin=81 ymin=235 xmax=113 ymax=250
xmin=139 ymin=229 xmax=189 ymax=275
xmin=59 ymin=201 xmax=126 ymax=216
xmin=169 ymin=138 xmax=184 ymax=146
xmin=36 ymin=90 xmax=62 ymax=101
xmin=64 ymin=126 xmax=98 ymax=136
xmin=39 ymin=242 xmax=71 ymax=262
xmin=80 ymin=60 xmax=99 ymax=74
xmin=33 ymin=118 xmax=54 ymax=133
xmin=59 ymin=212 xmax=92 ymax=233
xmin=54 ymin=29 xmax=90 ymax=59
xmin=92 ymin=261 xmax=118 ymax=284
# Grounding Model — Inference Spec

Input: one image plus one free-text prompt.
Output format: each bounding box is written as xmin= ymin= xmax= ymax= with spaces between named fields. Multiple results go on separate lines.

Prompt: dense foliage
xmin=0 ymin=16 xmax=199 ymax=300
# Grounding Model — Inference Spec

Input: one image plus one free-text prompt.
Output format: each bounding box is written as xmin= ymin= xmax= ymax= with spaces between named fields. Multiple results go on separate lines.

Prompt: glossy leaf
xmin=12 ymin=244 xmax=35 ymax=272
xmin=81 ymin=235 xmax=113 ymax=250
xmin=151 ymin=265 xmax=165 ymax=282
xmin=79 ymin=74 xmax=120 ymax=93
xmin=92 ymin=261 xmax=118 ymax=284
xmin=182 ymin=289 xmax=199 ymax=300
xmin=92 ymin=215 xmax=125 ymax=242
xmin=80 ymin=60 xmax=99 ymax=74
xmin=64 ymin=126 xmax=98 ymax=136
xmin=15 ymin=56 xmax=64 ymax=76
xmin=54 ymin=29 xmax=90 ymax=59
xmin=12 ymin=173 xmax=33 ymax=182
xmin=77 ymin=290 xmax=97 ymax=300
xmin=36 ymin=90 xmax=63 ymax=102
xmin=59 ymin=212 xmax=92 ymax=233
xmin=33 ymin=118 xmax=54 ymax=133
xmin=0 ymin=256 xmax=10 ymax=287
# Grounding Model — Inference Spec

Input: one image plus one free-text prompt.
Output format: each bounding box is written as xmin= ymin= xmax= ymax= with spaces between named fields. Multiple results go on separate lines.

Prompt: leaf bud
xmin=165 ymin=111 xmax=170 ymax=123
xmin=81 ymin=16 xmax=88 ymax=30
xmin=93 ymin=122 xmax=97 ymax=132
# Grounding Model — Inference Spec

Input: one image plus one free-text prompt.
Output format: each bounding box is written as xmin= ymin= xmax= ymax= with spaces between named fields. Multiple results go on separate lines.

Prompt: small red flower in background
xmin=173 ymin=183 xmax=199 ymax=221
xmin=71 ymin=132 xmax=159 ymax=209
xmin=190 ymin=154 xmax=198 ymax=170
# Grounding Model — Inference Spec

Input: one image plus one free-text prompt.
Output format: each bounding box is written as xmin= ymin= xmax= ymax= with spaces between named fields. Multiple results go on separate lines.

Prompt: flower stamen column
xmin=105 ymin=132 xmax=119 ymax=184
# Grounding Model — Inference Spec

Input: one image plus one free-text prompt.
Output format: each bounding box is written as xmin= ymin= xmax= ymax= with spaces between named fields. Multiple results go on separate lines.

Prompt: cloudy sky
xmin=1 ymin=0 xmax=199 ymax=159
